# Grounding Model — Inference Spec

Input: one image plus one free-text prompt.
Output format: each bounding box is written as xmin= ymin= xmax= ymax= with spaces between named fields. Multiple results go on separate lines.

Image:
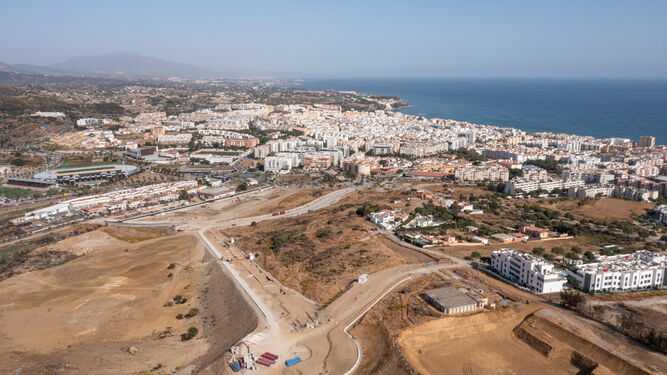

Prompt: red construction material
xmin=255 ymin=357 xmax=273 ymax=367
xmin=262 ymin=352 xmax=279 ymax=361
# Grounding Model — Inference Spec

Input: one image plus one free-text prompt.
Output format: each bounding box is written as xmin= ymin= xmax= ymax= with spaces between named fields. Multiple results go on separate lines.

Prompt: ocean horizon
xmin=298 ymin=78 xmax=667 ymax=145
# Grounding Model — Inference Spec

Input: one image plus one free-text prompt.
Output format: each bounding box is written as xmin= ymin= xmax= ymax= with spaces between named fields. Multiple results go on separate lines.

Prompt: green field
xmin=55 ymin=165 xmax=118 ymax=175
xmin=0 ymin=187 xmax=38 ymax=199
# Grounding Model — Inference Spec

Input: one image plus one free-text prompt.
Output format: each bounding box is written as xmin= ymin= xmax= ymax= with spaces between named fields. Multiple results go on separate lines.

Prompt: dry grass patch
xmin=224 ymin=195 xmax=405 ymax=304
xmin=102 ymin=225 xmax=172 ymax=243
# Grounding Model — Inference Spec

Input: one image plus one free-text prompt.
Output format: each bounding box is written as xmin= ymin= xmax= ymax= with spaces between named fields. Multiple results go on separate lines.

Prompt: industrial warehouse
xmin=422 ymin=287 xmax=488 ymax=314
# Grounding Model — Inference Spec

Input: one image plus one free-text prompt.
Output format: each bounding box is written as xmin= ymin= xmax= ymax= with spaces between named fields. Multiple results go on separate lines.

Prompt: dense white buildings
xmin=567 ymin=251 xmax=666 ymax=293
xmin=32 ymin=111 xmax=65 ymax=118
xmin=454 ymin=163 xmax=510 ymax=182
xmin=76 ymin=118 xmax=111 ymax=127
xmin=491 ymin=248 xmax=566 ymax=294
xmin=13 ymin=180 xmax=200 ymax=224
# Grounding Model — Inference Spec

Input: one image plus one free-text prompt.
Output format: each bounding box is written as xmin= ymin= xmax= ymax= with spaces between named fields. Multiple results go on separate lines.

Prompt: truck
xmin=285 ymin=357 xmax=302 ymax=367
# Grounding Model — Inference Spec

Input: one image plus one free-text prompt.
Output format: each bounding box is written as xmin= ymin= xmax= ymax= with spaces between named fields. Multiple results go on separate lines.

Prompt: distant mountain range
xmin=0 ymin=52 xmax=220 ymax=80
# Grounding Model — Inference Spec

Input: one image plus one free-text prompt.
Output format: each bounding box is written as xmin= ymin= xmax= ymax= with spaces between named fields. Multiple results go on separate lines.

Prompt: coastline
xmin=296 ymin=79 xmax=667 ymax=145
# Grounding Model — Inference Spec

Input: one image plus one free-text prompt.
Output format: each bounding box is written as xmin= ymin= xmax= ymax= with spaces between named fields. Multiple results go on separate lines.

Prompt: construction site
xmin=1 ymin=183 xmax=665 ymax=374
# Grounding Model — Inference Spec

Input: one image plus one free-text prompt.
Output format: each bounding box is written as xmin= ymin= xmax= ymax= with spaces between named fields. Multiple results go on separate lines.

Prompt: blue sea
xmin=298 ymin=79 xmax=667 ymax=145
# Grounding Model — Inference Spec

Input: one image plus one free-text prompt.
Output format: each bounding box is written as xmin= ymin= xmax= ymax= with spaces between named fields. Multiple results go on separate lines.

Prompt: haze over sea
xmin=299 ymin=79 xmax=667 ymax=146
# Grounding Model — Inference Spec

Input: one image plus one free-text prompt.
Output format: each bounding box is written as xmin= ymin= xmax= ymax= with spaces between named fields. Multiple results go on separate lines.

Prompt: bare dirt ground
xmin=101 ymin=225 xmax=172 ymax=243
xmin=398 ymin=302 xmax=665 ymax=375
xmin=376 ymin=234 xmax=436 ymax=263
xmin=0 ymin=229 xmax=254 ymax=375
xmin=542 ymin=198 xmax=654 ymax=221
xmin=398 ymin=304 xmax=573 ymax=375
xmin=194 ymin=251 xmax=258 ymax=374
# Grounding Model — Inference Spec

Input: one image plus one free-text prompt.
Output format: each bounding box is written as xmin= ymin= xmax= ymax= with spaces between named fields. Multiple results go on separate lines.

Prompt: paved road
xmin=217 ymin=186 xmax=356 ymax=228
xmin=191 ymin=186 xmax=469 ymax=374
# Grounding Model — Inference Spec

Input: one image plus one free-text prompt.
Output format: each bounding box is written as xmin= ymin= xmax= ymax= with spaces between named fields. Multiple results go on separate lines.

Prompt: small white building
xmin=491 ymin=248 xmax=566 ymax=294
xmin=405 ymin=215 xmax=443 ymax=228
xmin=471 ymin=236 xmax=489 ymax=245
xmin=370 ymin=210 xmax=396 ymax=230
xmin=13 ymin=203 xmax=71 ymax=224
xmin=358 ymin=274 xmax=368 ymax=284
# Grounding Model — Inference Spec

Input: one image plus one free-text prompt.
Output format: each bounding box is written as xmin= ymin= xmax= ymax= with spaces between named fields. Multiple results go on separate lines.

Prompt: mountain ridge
xmin=49 ymin=52 xmax=218 ymax=79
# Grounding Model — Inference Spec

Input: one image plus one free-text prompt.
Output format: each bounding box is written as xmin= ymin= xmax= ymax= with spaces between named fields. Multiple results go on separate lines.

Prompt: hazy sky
xmin=1 ymin=0 xmax=666 ymax=78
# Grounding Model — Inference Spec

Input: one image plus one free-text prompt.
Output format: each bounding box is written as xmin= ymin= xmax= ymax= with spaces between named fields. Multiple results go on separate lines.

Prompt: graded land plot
xmin=398 ymin=303 xmax=665 ymax=375
xmin=0 ymin=230 xmax=254 ymax=375
xmin=102 ymin=224 xmax=172 ymax=243
xmin=222 ymin=188 xmax=416 ymax=304
xmin=397 ymin=304 xmax=571 ymax=375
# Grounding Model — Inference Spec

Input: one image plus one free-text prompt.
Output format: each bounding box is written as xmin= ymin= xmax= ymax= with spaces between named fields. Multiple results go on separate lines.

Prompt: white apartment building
xmin=158 ymin=133 xmax=193 ymax=144
xmin=77 ymin=118 xmax=111 ymax=127
xmin=491 ymin=248 xmax=566 ymax=294
xmin=505 ymin=178 xmax=584 ymax=195
xmin=567 ymin=184 xmax=614 ymax=199
xmin=454 ymin=164 xmax=509 ymax=182
xmin=613 ymin=185 xmax=659 ymax=202
xmin=567 ymin=251 xmax=666 ymax=293
xmin=264 ymin=156 xmax=293 ymax=173
xmin=505 ymin=179 xmax=584 ymax=195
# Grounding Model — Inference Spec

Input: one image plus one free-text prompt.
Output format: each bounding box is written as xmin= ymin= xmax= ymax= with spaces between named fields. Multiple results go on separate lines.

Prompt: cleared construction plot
xmin=398 ymin=304 xmax=666 ymax=375
xmin=0 ymin=230 xmax=256 ymax=374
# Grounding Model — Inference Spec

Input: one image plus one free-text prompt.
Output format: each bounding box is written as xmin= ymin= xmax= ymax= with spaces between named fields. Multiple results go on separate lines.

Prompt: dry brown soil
xmin=0 ymin=229 xmax=255 ymax=375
